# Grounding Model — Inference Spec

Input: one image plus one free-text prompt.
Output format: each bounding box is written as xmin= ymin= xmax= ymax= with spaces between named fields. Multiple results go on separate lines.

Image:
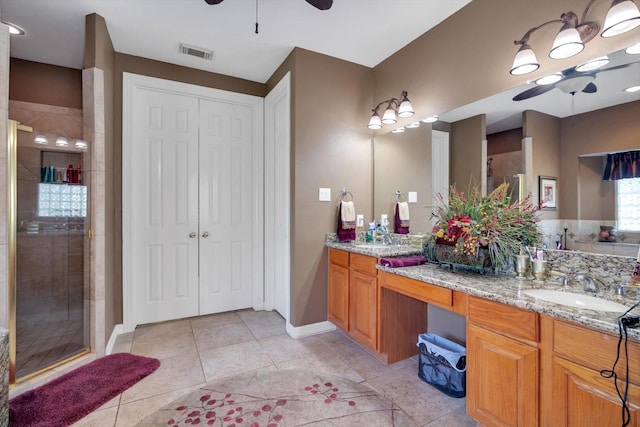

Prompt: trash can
xmin=417 ymin=333 xmax=466 ymax=398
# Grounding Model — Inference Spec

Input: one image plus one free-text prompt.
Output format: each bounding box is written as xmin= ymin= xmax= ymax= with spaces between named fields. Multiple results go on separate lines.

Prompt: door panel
xmin=198 ymin=100 xmax=254 ymax=314
xmin=132 ymin=89 xmax=200 ymax=325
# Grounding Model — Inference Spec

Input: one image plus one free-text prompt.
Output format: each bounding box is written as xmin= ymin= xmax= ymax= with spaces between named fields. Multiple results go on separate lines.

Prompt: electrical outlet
xmin=357 ymin=214 xmax=364 ymax=227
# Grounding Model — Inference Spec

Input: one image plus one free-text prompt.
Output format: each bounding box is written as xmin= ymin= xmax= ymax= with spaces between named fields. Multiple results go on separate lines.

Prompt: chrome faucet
xmin=574 ymin=273 xmax=599 ymax=294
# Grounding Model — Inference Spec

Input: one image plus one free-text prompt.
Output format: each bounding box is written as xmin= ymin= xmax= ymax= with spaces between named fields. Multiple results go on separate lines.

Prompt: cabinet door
xmin=467 ymin=323 xmax=539 ymax=427
xmin=349 ymin=270 xmax=377 ymax=350
xmin=328 ymin=262 xmax=349 ymax=331
xmin=551 ymin=356 xmax=640 ymax=427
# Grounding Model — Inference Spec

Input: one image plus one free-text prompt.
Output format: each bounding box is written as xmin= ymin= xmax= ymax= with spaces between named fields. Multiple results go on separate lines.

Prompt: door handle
xmin=202 ymin=232 xmax=209 ymax=238
xmin=189 ymin=232 xmax=197 ymax=238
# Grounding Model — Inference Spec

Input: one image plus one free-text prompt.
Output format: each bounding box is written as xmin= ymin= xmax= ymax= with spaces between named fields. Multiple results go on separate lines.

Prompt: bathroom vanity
xmin=326 ymin=242 xmax=640 ymax=427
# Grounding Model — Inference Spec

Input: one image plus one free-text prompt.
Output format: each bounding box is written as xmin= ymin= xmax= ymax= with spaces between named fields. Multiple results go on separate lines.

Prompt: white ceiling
xmin=0 ymin=0 xmax=470 ymax=83
xmin=1 ymin=0 xmax=638 ymax=133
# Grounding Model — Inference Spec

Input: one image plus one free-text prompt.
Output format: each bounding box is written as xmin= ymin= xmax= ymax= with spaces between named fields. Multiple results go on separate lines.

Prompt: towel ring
xmin=395 ymin=191 xmax=407 ymax=203
xmin=340 ymin=188 xmax=354 ymax=202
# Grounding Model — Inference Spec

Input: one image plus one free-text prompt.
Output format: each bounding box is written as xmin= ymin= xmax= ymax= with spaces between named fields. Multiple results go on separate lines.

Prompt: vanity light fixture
xmin=391 ymin=127 xmax=405 ymax=133
xmin=405 ymin=122 xmax=421 ymax=129
xmin=55 ymin=137 xmax=69 ymax=147
xmin=510 ymin=0 xmax=640 ymax=76
xmin=75 ymin=140 xmax=88 ymax=149
xmin=421 ymin=115 xmax=438 ymax=123
xmin=2 ymin=21 xmax=26 ymax=36
xmin=626 ymin=42 xmax=640 ymax=54
xmin=34 ymin=135 xmax=48 ymax=145
xmin=367 ymin=90 xmax=414 ymax=129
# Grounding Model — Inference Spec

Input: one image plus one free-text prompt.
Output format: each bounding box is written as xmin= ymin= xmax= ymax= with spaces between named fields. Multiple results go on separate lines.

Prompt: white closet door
xmin=131 ymin=89 xmax=200 ymax=325
xmin=198 ymin=99 xmax=255 ymax=314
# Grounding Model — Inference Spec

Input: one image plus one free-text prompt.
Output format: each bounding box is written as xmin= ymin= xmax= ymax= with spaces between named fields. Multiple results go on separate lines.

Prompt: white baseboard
xmin=106 ymin=324 xmax=124 ymax=355
xmin=286 ymin=320 xmax=336 ymax=339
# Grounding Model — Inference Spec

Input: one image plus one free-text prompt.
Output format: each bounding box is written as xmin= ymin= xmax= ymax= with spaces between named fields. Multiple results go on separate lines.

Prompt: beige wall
xmin=374 ymin=126 xmax=432 ymax=234
xmin=561 ymin=100 xmax=640 ymax=220
xmin=278 ymin=48 xmax=373 ymax=327
xmin=450 ymin=114 xmax=485 ymax=189
xmin=523 ymin=110 xmax=561 ymax=220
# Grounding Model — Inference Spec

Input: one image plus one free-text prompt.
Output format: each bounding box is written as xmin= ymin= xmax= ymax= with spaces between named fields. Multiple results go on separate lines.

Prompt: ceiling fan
xmin=512 ymin=61 xmax=639 ymax=101
xmin=204 ymin=0 xmax=333 ymax=10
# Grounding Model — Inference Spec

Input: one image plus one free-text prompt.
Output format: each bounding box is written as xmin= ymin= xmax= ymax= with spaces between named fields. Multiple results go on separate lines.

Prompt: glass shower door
xmin=13 ymin=124 xmax=89 ymax=381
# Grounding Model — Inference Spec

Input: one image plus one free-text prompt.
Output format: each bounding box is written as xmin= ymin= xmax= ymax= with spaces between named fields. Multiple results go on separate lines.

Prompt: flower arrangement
xmin=429 ymin=182 xmax=542 ymax=269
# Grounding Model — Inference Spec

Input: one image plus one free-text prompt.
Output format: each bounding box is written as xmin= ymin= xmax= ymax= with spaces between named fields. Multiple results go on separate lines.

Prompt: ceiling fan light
xmin=367 ymin=114 xmax=382 ymax=130
xmin=391 ymin=127 xmax=405 ymax=133
xmin=510 ymin=44 xmax=540 ymax=75
xmin=381 ymin=106 xmax=397 ymax=124
xmin=549 ymin=25 xmax=584 ymax=59
xmin=601 ymin=0 xmax=640 ymax=37
xmin=626 ymin=42 xmax=640 ymax=54
xmin=576 ymin=56 xmax=610 ymax=72
xmin=535 ymin=73 xmax=564 ymax=85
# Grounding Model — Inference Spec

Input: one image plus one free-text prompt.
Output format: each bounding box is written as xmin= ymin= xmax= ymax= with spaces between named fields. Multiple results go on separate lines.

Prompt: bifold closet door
xmin=197 ymin=99 xmax=254 ymax=315
xmin=131 ymin=89 xmax=200 ymax=325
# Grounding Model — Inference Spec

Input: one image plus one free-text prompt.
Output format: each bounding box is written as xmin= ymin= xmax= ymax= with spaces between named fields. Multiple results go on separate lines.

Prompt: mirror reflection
xmin=374 ymin=44 xmax=640 ymax=257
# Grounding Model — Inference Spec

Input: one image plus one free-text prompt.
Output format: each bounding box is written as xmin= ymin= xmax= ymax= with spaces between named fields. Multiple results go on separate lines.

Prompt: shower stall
xmin=8 ymin=118 xmax=90 ymax=382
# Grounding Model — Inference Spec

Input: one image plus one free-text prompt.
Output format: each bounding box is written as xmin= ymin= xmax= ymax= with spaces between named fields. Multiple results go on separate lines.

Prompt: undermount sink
xmin=522 ymin=289 xmax=629 ymax=312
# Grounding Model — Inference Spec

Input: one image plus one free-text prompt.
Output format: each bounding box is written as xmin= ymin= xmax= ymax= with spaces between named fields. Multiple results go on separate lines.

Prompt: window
xmin=617 ymin=177 xmax=640 ymax=231
xmin=38 ymin=183 xmax=87 ymax=218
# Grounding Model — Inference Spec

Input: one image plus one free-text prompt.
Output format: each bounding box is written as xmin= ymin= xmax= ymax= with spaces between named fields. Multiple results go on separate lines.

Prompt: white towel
xmin=340 ymin=201 xmax=356 ymax=229
xmin=398 ymin=201 xmax=410 ymax=221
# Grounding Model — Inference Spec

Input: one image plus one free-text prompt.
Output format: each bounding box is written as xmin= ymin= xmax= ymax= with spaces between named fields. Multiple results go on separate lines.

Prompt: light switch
xmin=319 ymin=187 xmax=331 ymax=202
xmin=357 ymin=214 xmax=364 ymax=227
xmin=408 ymin=191 xmax=418 ymax=203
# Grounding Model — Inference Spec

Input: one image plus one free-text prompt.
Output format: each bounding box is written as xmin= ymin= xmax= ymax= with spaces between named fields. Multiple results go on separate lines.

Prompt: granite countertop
xmin=378 ymin=262 xmax=640 ymax=340
xmin=327 ymin=241 xmax=640 ymax=340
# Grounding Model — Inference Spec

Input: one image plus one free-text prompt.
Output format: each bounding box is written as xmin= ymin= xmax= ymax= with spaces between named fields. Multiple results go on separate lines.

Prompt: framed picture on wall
xmin=539 ymin=176 xmax=557 ymax=210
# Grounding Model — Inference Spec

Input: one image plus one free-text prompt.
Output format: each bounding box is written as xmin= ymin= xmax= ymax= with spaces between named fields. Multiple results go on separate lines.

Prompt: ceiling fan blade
xmin=512 ymin=85 xmax=556 ymax=101
xmin=582 ymin=82 xmax=597 ymax=94
xmin=204 ymin=0 xmax=224 ymax=4
xmin=305 ymin=0 xmax=333 ymax=10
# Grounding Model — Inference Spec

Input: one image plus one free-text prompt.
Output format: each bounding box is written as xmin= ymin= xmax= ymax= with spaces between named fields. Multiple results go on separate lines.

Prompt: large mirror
xmin=374 ymin=44 xmax=640 ymax=256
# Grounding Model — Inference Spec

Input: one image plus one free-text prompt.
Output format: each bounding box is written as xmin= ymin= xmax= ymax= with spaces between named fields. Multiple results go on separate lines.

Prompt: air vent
xmin=179 ymin=43 xmax=214 ymax=60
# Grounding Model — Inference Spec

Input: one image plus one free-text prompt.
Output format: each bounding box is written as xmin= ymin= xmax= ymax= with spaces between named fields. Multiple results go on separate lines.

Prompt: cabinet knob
xmin=202 ymin=231 xmax=209 ymax=238
xmin=189 ymin=232 xmax=197 ymax=238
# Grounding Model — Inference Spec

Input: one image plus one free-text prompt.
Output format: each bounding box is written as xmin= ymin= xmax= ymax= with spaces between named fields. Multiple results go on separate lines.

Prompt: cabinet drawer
xmin=350 ymin=253 xmax=378 ymax=276
xmin=329 ymin=248 xmax=349 ymax=268
xmin=554 ymin=320 xmax=640 ymax=385
xmin=380 ymin=271 xmax=452 ymax=309
xmin=468 ymin=296 xmax=539 ymax=343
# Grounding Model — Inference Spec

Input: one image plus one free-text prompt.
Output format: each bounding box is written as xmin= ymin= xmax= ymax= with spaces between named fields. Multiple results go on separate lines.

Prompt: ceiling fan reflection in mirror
xmin=513 ymin=60 xmax=640 ymax=100
xmin=204 ymin=0 xmax=333 ymax=10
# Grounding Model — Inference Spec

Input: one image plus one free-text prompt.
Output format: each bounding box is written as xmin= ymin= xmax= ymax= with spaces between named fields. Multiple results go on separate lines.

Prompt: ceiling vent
xmin=179 ymin=43 xmax=214 ymax=60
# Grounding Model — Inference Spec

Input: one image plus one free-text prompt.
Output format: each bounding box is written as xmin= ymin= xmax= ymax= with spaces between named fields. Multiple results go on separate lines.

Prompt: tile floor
xmin=73 ymin=309 xmax=475 ymax=426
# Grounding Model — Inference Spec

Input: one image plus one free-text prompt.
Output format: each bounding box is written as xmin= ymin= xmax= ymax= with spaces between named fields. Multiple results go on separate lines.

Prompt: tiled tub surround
xmin=328 ymin=241 xmax=640 ymax=340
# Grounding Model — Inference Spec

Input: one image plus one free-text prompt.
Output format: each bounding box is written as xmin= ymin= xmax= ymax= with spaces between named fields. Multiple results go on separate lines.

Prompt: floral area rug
xmin=137 ymin=369 xmax=417 ymax=426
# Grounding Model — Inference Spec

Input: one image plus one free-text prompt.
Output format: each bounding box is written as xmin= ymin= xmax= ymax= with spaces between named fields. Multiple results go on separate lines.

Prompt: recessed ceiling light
xmin=421 ymin=115 xmax=438 ymax=123
xmin=575 ymin=56 xmax=610 ymax=72
xmin=2 ymin=21 xmax=26 ymax=36
xmin=624 ymin=85 xmax=640 ymax=93
xmin=535 ymin=73 xmax=563 ymax=85
xmin=626 ymin=43 xmax=640 ymax=54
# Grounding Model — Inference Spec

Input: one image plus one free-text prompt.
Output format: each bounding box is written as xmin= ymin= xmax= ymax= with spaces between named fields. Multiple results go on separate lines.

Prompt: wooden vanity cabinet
xmin=327 ymin=248 xmax=378 ymax=351
xmin=467 ymin=296 xmax=540 ymax=427
xmin=546 ymin=320 xmax=640 ymax=427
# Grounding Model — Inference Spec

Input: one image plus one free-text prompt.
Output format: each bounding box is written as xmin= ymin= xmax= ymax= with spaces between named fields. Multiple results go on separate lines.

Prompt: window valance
xmin=602 ymin=150 xmax=640 ymax=181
